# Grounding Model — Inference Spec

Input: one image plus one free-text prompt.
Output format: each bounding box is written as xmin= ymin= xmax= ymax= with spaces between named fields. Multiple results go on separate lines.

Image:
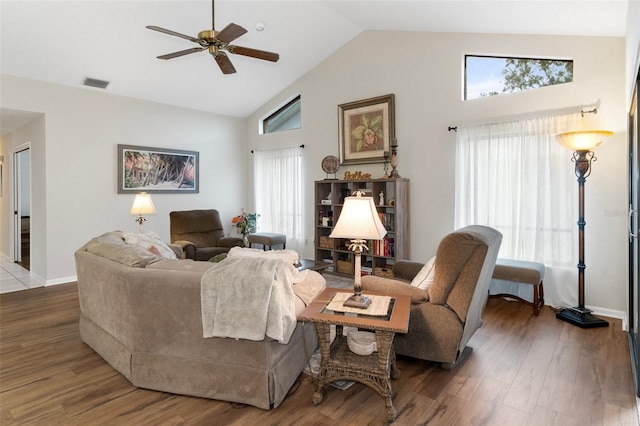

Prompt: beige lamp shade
xmin=555 ymin=130 xmax=613 ymax=151
xmin=330 ymin=192 xmax=387 ymax=240
xmin=130 ymin=192 xmax=157 ymax=216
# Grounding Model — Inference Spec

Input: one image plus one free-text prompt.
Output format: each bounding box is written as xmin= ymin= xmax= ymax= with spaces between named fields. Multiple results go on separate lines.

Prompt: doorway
xmin=13 ymin=146 xmax=30 ymax=270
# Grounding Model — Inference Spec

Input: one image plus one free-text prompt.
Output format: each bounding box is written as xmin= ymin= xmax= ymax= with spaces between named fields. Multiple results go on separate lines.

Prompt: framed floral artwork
xmin=117 ymin=144 xmax=199 ymax=194
xmin=338 ymin=94 xmax=395 ymax=165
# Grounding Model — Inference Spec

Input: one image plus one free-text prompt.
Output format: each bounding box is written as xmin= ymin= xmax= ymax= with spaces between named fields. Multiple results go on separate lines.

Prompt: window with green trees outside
xmin=465 ymin=55 xmax=573 ymax=100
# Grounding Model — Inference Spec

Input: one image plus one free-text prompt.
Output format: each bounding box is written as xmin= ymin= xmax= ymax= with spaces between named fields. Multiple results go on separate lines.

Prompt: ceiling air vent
xmin=82 ymin=77 xmax=110 ymax=89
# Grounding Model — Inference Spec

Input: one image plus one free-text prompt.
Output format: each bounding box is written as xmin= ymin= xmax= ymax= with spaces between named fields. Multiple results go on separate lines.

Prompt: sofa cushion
xmin=85 ymin=231 xmax=158 ymax=267
xmin=146 ymin=259 xmax=218 ymax=273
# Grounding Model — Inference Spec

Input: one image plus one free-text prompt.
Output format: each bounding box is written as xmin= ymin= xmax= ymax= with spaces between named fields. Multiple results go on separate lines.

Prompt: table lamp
xmin=330 ymin=190 xmax=387 ymax=308
xmin=130 ymin=192 xmax=157 ymax=233
xmin=555 ymin=129 xmax=613 ymax=328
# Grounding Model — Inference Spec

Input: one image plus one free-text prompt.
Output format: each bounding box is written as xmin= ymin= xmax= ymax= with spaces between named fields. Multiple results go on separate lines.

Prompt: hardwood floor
xmin=1 ymin=282 xmax=638 ymax=425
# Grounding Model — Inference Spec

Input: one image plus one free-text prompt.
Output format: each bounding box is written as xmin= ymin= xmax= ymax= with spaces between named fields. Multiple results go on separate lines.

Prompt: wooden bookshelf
xmin=314 ymin=178 xmax=409 ymax=277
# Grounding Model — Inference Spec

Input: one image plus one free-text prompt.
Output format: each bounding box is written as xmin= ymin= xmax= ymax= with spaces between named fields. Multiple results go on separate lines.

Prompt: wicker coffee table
xmin=298 ymin=288 xmax=410 ymax=421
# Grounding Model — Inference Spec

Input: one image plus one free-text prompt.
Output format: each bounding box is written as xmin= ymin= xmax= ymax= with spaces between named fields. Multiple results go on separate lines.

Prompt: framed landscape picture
xmin=338 ymin=94 xmax=395 ymax=165
xmin=117 ymin=144 xmax=199 ymax=194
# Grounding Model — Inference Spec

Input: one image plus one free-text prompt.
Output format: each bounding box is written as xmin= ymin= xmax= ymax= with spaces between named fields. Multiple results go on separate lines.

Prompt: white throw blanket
xmin=201 ymin=257 xmax=297 ymax=344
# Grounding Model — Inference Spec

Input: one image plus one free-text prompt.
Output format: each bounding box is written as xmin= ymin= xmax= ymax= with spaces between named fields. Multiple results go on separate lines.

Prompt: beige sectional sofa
xmin=75 ymin=231 xmax=324 ymax=409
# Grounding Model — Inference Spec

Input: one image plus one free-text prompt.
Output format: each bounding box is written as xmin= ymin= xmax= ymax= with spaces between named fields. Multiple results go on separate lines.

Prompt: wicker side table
xmin=298 ymin=288 xmax=410 ymax=422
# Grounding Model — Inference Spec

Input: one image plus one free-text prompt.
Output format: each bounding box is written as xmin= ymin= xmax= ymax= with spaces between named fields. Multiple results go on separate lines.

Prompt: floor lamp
xmin=330 ymin=191 xmax=387 ymax=309
xmin=555 ymin=130 xmax=613 ymax=328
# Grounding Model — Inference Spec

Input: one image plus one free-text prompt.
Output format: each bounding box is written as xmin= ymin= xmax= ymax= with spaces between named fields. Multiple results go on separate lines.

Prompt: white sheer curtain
xmin=253 ymin=147 xmax=304 ymax=253
xmin=455 ymin=113 xmax=582 ymax=308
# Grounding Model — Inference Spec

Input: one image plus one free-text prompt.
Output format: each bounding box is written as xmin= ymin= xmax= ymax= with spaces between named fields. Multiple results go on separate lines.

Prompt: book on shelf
xmin=339 ymin=188 xmax=351 ymax=203
xmin=369 ymin=237 xmax=395 ymax=257
xmin=378 ymin=212 xmax=394 ymax=232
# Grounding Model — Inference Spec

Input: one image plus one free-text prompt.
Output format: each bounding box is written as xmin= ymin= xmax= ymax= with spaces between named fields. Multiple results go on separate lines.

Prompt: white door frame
xmin=11 ymin=142 xmax=30 ymax=264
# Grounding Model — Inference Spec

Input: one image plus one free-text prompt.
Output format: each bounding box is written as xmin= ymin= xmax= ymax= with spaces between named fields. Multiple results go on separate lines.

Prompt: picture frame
xmin=338 ymin=94 xmax=395 ymax=165
xmin=117 ymin=144 xmax=199 ymax=194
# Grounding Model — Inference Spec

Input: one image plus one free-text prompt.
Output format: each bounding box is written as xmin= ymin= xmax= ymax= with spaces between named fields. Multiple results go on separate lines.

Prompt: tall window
xmin=253 ymin=147 xmax=304 ymax=252
xmin=454 ymin=113 xmax=582 ymax=308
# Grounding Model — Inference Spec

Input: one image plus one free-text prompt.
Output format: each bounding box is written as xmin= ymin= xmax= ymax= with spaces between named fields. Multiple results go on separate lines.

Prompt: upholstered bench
xmin=247 ymin=233 xmax=286 ymax=251
xmin=489 ymin=258 xmax=545 ymax=316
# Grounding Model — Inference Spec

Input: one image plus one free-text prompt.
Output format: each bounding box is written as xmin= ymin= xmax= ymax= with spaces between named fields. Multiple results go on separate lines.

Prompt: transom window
xmin=260 ymin=95 xmax=301 ymax=134
xmin=464 ymin=55 xmax=573 ymax=100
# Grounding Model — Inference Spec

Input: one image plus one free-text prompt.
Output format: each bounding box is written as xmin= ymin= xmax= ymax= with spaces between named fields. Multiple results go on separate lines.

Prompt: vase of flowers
xmin=232 ymin=209 xmax=259 ymax=247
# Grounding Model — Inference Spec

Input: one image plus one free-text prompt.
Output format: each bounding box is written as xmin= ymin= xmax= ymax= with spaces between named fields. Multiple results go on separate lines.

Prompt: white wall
xmin=0 ymin=75 xmax=247 ymax=284
xmin=246 ymin=31 xmax=628 ymax=315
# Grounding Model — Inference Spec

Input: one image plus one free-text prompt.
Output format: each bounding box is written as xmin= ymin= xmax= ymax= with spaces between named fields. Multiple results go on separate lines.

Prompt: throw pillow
xmin=124 ymin=231 xmax=177 ymax=259
xmin=209 ymin=253 xmax=228 ymax=263
xmin=85 ymin=232 xmax=157 ymax=268
xmin=411 ymin=256 xmax=436 ymax=290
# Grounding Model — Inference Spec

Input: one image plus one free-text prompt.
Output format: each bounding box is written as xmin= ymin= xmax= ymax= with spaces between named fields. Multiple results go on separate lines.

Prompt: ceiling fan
xmin=146 ymin=0 xmax=279 ymax=74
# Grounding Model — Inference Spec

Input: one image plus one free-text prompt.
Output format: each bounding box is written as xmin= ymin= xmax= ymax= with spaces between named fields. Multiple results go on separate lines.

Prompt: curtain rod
xmin=447 ymin=106 xmax=599 ymax=132
xmin=251 ymin=144 xmax=304 ymax=154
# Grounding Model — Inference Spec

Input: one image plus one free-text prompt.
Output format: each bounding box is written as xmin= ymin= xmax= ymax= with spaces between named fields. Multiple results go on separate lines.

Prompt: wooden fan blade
xmin=146 ymin=25 xmax=200 ymax=44
xmin=157 ymin=47 xmax=205 ymax=60
xmin=214 ymin=52 xmax=237 ymax=74
xmin=227 ymin=45 xmax=279 ymax=62
xmin=216 ymin=23 xmax=247 ymax=43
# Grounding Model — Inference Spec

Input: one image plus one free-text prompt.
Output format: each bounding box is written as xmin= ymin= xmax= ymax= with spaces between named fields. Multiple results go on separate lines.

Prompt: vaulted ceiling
xmin=0 ymin=0 xmax=630 ymax=125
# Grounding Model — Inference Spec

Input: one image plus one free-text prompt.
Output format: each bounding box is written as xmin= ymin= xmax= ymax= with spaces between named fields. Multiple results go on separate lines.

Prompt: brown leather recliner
xmin=170 ymin=209 xmax=244 ymax=261
xmin=361 ymin=225 xmax=502 ymax=369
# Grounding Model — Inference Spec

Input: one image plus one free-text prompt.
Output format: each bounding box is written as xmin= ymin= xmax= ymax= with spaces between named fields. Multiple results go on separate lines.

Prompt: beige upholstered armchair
xmin=170 ymin=209 xmax=244 ymax=261
xmin=361 ymin=225 xmax=502 ymax=369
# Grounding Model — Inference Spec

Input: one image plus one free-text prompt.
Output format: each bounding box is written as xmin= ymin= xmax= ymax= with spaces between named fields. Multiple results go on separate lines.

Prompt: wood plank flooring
xmin=1 ymin=282 xmax=638 ymax=425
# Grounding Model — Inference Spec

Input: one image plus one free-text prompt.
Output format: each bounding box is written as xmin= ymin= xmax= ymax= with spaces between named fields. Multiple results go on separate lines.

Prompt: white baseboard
xmin=46 ymin=275 xmax=77 ymax=286
xmin=588 ymin=305 xmax=628 ymax=331
xmin=29 ymin=272 xmax=46 ymax=287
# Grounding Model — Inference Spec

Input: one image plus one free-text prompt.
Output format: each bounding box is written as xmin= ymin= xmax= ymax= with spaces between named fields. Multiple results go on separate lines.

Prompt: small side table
xmin=298 ymin=288 xmax=410 ymax=421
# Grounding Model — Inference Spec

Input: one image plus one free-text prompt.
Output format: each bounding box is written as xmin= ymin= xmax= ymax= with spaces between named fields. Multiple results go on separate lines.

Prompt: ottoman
xmin=247 ymin=233 xmax=286 ymax=251
xmin=489 ymin=258 xmax=545 ymax=316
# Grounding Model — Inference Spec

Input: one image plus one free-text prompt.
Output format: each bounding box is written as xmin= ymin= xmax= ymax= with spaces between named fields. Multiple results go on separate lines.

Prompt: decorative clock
xmin=321 ymin=155 xmax=339 ymax=179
